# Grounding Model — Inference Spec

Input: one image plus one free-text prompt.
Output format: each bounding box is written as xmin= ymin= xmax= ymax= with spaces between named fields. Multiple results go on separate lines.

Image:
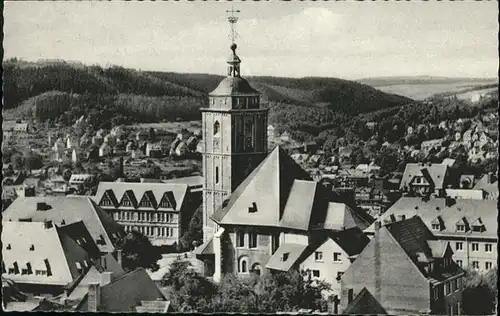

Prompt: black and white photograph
xmin=1 ymin=1 xmax=498 ymax=314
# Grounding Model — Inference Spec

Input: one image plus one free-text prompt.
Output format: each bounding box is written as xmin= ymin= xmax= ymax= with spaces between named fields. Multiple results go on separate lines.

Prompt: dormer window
xmin=432 ymin=224 xmax=440 ymax=231
xmin=456 ymin=224 xmax=466 ymax=232
xmin=6 ymin=244 xmax=11 ymax=250
xmin=282 ymin=253 xmax=289 ymax=262
xmin=29 ymin=245 xmax=35 ymax=251
xmin=471 ymin=218 xmax=486 ymax=232
xmin=248 ymin=202 xmax=257 ymax=213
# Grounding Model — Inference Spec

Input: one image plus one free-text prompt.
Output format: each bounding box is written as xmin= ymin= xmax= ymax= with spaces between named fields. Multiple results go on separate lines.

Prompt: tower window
xmin=216 ymin=167 xmax=219 ymax=184
xmin=214 ymin=121 xmax=220 ymax=136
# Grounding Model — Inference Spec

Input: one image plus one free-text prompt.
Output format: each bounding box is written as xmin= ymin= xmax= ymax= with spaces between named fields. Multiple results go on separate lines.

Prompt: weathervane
xmin=226 ymin=6 xmax=240 ymax=43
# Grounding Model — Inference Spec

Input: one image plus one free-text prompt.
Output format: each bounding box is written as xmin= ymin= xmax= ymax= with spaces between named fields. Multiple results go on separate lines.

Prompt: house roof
xmin=365 ymin=197 xmax=497 ymax=239
xmin=76 ymin=268 xmax=165 ymax=312
xmin=473 ymin=174 xmax=498 ymax=197
xmin=2 ymin=221 xmax=91 ymax=286
xmin=265 ymin=243 xmax=309 ymax=271
xmin=94 ymin=182 xmax=189 ymax=212
xmin=382 ymin=217 xmax=461 ymax=281
xmin=192 ymin=238 xmax=214 ymax=256
xmin=400 ymin=163 xmax=448 ymax=190
xmin=328 ymin=228 xmax=370 ymax=257
xmin=3 ymin=196 xmax=124 ymax=253
xmin=441 ymin=158 xmax=456 ymax=167
xmin=343 ymin=287 xmax=387 ymax=315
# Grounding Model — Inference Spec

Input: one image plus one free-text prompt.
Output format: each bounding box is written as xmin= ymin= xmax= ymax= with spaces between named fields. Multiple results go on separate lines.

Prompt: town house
xmin=364 ymin=197 xmax=497 ymax=272
xmin=400 ymin=163 xmax=449 ymax=197
xmin=341 ymin=216 xmax=465 ymax=315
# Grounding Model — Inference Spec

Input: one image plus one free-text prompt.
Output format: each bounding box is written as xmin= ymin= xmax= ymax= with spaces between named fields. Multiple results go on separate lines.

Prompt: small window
xmin=456 ymin=260 xmax=463 ymax=267
xmin=472 ymin=261 xmax=479 ymax=269
xmin=312 ymin=270 xmax=320 ymax=278
xmin=485 ymin=244 xmax=492 ymax=252
xmin=456 ymin=224 xmax=466 ymax=232
xmin=314 ymin=252 xmax=323 ymax=262
xmin=236 ymin=231 xmax=245 ymax=248
xmin=455 ymin=242 xmax=463 ymax=251
xmin=431 ymin=224 xmax=440 ymax=231
xmin=239 ymin=257 xmax=249 ymax=273
xmin=29 ymin=245 xmax=35 ymax=251
xmin=216 ymin=167 xmax=219 ymax=184
xmin=249 ymin=232 xmax=258 ymax=249
xmin=213 ymin=121 xmax=220 ymax=136
xmin=336 ymin=272 xmax=344 ymax=282
xmin=471 ymin=243 xmax=479 ymax=251
xmin=6 ymin=244 xmax=11 ymax=250
xmin=333 ymin=252 xmax=342 ymax=262
xmin=485 ymin=261 xmax=492 ymax=270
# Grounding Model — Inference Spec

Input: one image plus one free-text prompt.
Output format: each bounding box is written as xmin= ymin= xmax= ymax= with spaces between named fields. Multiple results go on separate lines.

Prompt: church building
xmin=195 ymin=12 xmax=372 ymax=283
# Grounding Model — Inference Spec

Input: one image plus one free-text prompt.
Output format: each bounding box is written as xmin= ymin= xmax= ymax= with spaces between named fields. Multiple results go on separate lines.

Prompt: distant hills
xmin=3 ymin=59 xmax=412 ymax=121
xmin=357 ymin=76 xmax=497 ymax=100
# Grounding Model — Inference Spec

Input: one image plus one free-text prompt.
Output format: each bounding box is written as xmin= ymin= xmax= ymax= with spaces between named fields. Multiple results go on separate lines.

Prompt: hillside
xmin=357 ymin=76 xmax=497 ymax=100
xmin=3 ymin=58 xmax=412 ymax=110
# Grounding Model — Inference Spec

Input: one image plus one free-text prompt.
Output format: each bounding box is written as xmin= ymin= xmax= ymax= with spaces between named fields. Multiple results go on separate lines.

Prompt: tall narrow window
xmin=216 ymin=167 xmax=219 ymax=184
xmin=249 ymin=232 xmax=258 ymax=249
xmin=236 ymin=230 xmax=245 ymax=248
xmin=213 ymin=121 xmax=220 ymax=136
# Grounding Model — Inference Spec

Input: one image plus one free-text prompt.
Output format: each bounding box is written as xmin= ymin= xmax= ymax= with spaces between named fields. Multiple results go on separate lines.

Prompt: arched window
xmin=251 ymin=263 xmax=261 ymax=276
xmin=239 ymin=256 xmax=249 ymax=273
xmin=214 ymin=121 xmax=220 ymax=136
xmin=215 ymin=167 xmax=219 ymax=184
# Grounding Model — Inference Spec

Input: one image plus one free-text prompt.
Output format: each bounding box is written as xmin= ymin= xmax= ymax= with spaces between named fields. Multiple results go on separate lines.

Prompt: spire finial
xmin=226 ymin=5 xmax=240 ymax=44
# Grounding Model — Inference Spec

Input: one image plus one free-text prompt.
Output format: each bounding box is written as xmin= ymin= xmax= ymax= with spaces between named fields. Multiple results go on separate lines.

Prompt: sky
xmin=4 ymin=1 xmax=498 ymax=80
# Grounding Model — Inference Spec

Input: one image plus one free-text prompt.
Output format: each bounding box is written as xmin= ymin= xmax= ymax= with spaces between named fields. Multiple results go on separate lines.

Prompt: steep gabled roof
xmin=211 ymin=146 xmax=311 ymax=228
xmin=343 ymin=287 xmax=387 ymax=315
xmin=365 ymin=197 xmax=497 ymax=239
xmin=76 ymin=268 xmax=165 ymax=312
xmin=2 ymin=221 xmax=90 ymax=286
xmin=329 ymin=228 xmax=370 ymax=257
xmin=265 ymin=243 xmax=309 ymax=271
xmin=94 ymin=182 xmax=188 ymax=212
xmin=400 ymin=163 xmax=448 ymax=190
xmin=3 ymin=196 xmax=124 ymax=253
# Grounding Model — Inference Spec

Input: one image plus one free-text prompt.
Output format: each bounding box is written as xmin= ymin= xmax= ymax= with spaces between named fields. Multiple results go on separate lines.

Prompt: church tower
xmin=202 ymin=10 xmax=268 ymax=242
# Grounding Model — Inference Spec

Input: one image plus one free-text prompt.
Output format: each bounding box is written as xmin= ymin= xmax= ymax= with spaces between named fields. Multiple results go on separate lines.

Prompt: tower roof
xmin=209 ymin=76 xmax=259 ymax=96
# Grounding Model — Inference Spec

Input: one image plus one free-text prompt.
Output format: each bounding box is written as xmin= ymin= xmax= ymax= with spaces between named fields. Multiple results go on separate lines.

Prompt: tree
xmin=24 ymin=152 xmax=43 ymax=170
xmin=11 ymin=154 xmax=24 ymax=170
xmin=462 ymin=268 xmax=497 ymax=315
xmin=179 ymin=204 xmax=203 ymax=251
xmin=115 ymin=230 xmax=162 ymax=272
xmin=161 ymin=260 xmax=216 ymax=312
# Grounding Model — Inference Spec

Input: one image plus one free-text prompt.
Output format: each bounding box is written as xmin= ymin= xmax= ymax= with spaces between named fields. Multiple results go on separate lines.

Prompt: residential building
xmin=74 ymin=268 xmax=169 ymax=312
xmin=444 ymin=189 xmax=484 ymax=200
xmin=94 ymin=182 xmax=201 ymax=246
xmin=2 ymin=221 xmax=94 ymax=296
xmin=145 ymin=143 xmax=162 ymax=158
xmin=421 ymin=139 xmax=444 ymax=153
xmin=364 ymin=197 xmax=497 ymax=271
xmin=69 ymin=174 xmax=95 ymax=186
xmin=3 ymin=196 xmax=125 ymax=254
xmin=473 ymin=173 xmax=498 ymax=200
xmin=400 ymin=163 xmax=449 ymax=197
xmin=299 ymin=228 xmax=369 ymax=296
xmin=341 ymin=217 xmax=465 ymax=315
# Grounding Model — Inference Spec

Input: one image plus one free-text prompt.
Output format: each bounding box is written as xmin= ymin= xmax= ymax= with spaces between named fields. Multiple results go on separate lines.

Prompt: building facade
xmin=201 ymin=42 xmax=268 ymax=243
xmin=94 ymin=182 xmax=201 ymax=247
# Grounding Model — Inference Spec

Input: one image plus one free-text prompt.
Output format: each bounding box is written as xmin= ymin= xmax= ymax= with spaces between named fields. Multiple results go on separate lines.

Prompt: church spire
xmin=226 ymin=6 xmax=241 ymax=78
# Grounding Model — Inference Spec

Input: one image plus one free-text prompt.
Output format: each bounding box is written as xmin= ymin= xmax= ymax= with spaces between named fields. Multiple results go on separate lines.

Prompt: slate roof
xmin=2 ymin=221 xmax=91 ymax=286
xmin=400 ymin=163 xmax=448 ymax=190
xmin=365 ymin=197 xmax=497 ymax=239
xmin=209 ymin=77 xmax=259 ymax=96
xmin=3 ymin=196 xmax=124 ymax=253
xmin=382 ymin=217 xmax=463 ymax=281
xmin=265 ymin=243 xmax=309 ymax=271
xmin=76 ymin=268 xmax=165 ymax=312
xmin=343 ymin=287 xmax=387 ymax=315
xmin=328 ymin=228 xmax=370 ymax=257
xmin=94 ymin=182 xmax=189 ymax=212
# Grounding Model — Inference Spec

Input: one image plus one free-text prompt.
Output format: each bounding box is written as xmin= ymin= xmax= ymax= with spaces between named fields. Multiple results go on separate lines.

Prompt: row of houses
xmin=1 ymin=196 xmax=172 ymax=312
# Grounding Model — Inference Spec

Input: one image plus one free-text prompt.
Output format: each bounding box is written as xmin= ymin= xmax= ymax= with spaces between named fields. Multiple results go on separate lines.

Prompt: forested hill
xmin=2 ymin=59 xmax=412 ymax=126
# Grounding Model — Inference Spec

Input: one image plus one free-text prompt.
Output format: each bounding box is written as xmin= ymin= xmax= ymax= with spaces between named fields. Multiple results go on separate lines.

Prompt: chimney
xmin=44 ymin=220 xmax=53 ymax=229
xmin=116 ymin=249 xmax=123 ymax=267
xmin=100 ymin=271 xmax=113 ymax=286
xmin=88 ymin=282 xmax=101 ymax=312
